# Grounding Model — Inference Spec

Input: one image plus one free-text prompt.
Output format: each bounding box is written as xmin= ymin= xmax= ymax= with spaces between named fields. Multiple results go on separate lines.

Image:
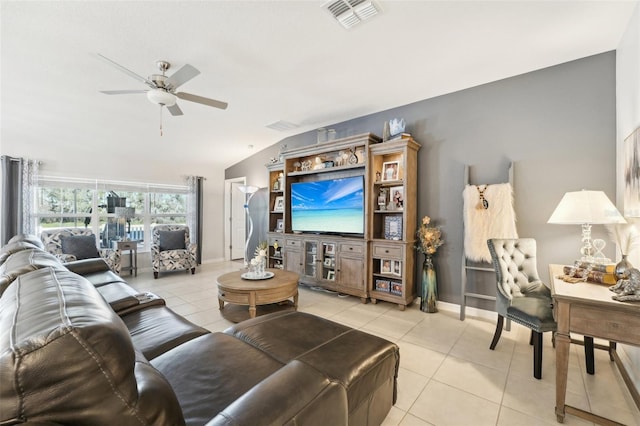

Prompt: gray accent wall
xmin=226 ymin=52 xmax=617 ymax=309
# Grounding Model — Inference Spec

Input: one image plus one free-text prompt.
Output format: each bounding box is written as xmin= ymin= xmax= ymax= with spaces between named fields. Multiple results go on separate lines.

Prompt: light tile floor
xmin=126 ymin=261 xmax=640 ymax=426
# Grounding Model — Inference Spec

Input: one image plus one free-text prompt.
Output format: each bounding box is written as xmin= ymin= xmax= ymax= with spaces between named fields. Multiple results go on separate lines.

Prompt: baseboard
xmin=437 ymin=300 xmax=496 ymax=322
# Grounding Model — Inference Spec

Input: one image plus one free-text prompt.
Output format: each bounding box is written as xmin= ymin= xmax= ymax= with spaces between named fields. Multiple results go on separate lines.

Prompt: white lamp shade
xmin=238 ymin=185 xmax=259 ymax=194
xmin=548 ymin=190 xmax=627 ymax=225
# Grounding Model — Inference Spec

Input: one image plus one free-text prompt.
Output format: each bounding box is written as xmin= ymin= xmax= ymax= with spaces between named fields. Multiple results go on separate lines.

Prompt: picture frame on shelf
xmin=327 ymin=271 xmax=335 ymax=281
xmin=390 ymin=186 xmax=404 ymax=210
xmin=273 ymin=196 xmax=284 ymax=212
xmin=325 ymin=243 xmax=335 ymax=255
xmin=390 ymin=282 xmax=403 ymax=296
xmin=275 ymin=218 xmax=284 ymax=232
xmin=384 ymin=215 xmax=403 ymax=240
xmin=324 ymin=257 xmax=334 ymax=268
xmin=381 ymin=259 xmax=392 ymax=273
xmin=392 ymin=260 xmax=402 ymax=276
xmin=382 ymin=161 xmax=400 ymax=182
xmin=377 ymin=188 xmax=388 ymax=210
xmin=375 ymin=279 xmax=390 ymax=292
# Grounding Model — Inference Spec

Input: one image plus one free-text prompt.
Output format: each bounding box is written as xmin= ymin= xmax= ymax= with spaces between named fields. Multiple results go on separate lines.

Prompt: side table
xmin=114 ymin=240 xmax=138 ymax=276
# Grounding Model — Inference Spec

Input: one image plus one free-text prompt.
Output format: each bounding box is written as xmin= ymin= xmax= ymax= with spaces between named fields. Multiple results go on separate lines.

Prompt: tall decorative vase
xmin=615 ymin=254 xmax=633 ymax=280
xmin=420 ymin=256 xmax=438 ymax=313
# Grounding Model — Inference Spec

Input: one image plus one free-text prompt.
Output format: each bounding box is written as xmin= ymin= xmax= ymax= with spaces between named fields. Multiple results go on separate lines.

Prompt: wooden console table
xmin=549 ymin=264 xmax=640 ymax=424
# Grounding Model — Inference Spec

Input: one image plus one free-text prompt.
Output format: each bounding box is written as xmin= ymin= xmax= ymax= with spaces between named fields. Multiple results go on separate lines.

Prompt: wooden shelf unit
xmin=265 ymin=133 xmax=420 ymax=308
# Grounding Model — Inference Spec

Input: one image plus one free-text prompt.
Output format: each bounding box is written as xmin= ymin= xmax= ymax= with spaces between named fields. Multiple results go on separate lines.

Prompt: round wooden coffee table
xmin=217 ymin=269 xmax=299 ymax=320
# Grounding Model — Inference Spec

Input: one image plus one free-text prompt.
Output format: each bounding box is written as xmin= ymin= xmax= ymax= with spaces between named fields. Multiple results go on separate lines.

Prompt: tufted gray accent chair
xmin=487 ymin=238 xmax=557 ymax=379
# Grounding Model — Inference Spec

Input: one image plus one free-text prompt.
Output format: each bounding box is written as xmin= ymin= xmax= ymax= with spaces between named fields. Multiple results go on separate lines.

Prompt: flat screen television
xmin=291 ymin=175 xmax=364 ymax=236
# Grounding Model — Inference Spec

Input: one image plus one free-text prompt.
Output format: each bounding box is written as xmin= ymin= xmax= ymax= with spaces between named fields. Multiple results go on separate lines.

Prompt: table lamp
xmin=548 ymin=190 xmax=626 ymax=263
xmin=238 ymin=184 xmax=259 ymax=268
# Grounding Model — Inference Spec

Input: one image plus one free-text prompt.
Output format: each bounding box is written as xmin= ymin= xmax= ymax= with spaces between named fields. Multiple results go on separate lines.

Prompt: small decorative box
xmin=384 ymin=215 xmax=403 ymax=240
xmin=375 ymin=279 xmax=390 ymax=292
xmin=390 ymin=281 xmax=403 ymax=296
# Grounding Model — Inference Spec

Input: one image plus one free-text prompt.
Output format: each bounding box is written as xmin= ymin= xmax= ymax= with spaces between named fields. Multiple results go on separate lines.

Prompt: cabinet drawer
xmin=372 ymin=244 xmax=402 ymax=259
xmin=286 ymin=239 xmax=301 ymax=248
xmin=118 ymin=242 xmax=137 ymax=250
xmin=340 ymin=243 xmax=363 ymax=255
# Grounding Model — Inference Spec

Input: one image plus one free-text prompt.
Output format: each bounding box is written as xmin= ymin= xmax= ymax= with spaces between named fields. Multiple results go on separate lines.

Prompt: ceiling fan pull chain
xmin=160 ymin=105 xmax=163 ymax=136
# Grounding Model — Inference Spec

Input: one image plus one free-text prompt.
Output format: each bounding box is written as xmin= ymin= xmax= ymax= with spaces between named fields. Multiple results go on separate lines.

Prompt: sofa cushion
xmin=159 ymin=230 xmax=186 ymax=251
xmin=0 ymin=267 xmax=184 ymax=425
xmin=152 ymin=333 xmax=284 ymax=426
xmin=60 ymin=234 xmax=100 ymax=260
xmin=122 ymin=305 xmax=209 ymax=360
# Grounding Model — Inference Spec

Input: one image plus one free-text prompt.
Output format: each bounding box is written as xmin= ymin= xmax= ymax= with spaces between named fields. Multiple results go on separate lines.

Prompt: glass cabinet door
xmin=322 ymin=242 xmax=336 ymax=281
xmin=304 ymin=241 xmax=318 ymax=278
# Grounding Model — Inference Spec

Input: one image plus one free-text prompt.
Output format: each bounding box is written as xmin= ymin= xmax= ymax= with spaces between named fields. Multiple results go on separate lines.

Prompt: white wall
xmin=616 ymin=0 xmax=640 ymax=397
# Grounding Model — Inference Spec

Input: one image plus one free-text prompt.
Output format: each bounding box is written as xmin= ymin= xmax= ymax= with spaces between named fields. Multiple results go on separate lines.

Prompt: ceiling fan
xmin=98 ymin=53 xmax=228 ymax=117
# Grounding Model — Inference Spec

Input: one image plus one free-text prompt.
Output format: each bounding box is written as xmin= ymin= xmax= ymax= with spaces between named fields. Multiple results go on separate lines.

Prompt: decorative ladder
xmin=460 ymin=162 xmax=514 ymax=322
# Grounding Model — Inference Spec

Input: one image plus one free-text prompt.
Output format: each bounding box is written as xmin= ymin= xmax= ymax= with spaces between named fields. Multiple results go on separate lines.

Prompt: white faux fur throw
xmin=463 ymin=183 xmax=518 ymax=262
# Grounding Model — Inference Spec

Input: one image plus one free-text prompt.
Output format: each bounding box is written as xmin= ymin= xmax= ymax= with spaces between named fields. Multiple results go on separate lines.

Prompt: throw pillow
xmin=159 ymin=230 xmax=186 ymax=251
xmin=60 ymin=235 xmax=100 ymax=260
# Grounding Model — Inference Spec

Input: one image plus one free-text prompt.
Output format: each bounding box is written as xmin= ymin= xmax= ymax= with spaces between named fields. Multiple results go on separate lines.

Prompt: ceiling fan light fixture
xmin=147 ymin=89 xmax=176 ymax=107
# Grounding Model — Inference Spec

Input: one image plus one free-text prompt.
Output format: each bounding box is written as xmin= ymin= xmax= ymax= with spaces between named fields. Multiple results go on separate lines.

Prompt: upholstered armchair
xmin=487 ymin=238 xmax=595 ymax=379
xmin=40 ymin=228 xmax=121 ymax=274
xmin=151 ymin=225 xmax=197 ymax=278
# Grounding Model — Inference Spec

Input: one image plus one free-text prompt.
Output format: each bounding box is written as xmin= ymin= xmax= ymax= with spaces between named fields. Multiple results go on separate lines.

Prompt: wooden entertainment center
xmin=266 ymin=133 xmax=421 ymax=309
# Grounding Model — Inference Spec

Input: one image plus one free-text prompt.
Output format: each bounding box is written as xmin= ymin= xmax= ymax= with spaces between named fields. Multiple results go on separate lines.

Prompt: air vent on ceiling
xmin=323 ymin=0 xmax=380 ymax=29
xmin=266 ymin=120 xmax=300 ymax=131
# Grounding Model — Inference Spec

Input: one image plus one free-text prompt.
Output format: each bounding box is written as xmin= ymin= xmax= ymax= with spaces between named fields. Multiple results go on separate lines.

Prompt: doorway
xmin=224 ymin=177 xmax=247 ymax=261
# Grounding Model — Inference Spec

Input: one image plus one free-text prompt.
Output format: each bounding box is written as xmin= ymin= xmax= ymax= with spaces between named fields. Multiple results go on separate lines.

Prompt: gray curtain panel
xmin=195 ymin=176 xmax=203 ymax=264
xmin=1 ymin=156 xmax=23 ymax=245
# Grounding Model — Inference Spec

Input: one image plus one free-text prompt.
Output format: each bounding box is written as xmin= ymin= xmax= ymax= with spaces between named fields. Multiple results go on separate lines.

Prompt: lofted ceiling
xmin=1 ymin=1 xmax=637 ymax=171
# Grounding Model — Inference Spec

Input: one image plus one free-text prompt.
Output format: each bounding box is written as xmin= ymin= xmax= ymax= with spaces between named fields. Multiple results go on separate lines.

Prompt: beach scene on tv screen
xmin=291 ymin=176 xmax=364 ymax=234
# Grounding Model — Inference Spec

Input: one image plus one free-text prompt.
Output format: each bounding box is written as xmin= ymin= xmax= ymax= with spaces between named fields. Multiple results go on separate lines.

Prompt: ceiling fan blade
xmin=99 ymin=90 xmax=148 ymax=95
xmin=167 ymin=103 xmax=184 ymax=116
xmin=166 ymin=64 xmax=200 ymax=90
xmin=97 ymin=53 xmax=156 ymax=88
xmin=176 ymin=92 xmax=228 ymax=110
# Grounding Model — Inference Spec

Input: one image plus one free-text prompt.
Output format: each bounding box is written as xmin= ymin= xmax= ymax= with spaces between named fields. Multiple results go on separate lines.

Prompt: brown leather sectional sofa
xmin=0 ymin=234 xmax=400 ymax=425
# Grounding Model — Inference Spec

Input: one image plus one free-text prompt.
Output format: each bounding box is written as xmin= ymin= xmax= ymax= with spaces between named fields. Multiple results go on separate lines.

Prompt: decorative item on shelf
xmin=375 ymin=279 xmax=390 ymax=292
xmin=301 ymin=160 xmax=312 ymax=171
xmin=390 ymin=186 xmax=404 ymax=210
xmin=324 ymin=161 xmax=334 ymax=168
xmin=548 ymin=190 xmax=627 ymax=263
xmin=275 ymin=218 xmax=284 ymax=232
xmin=277 ymin=172 xmax=284 ymax=190
xmin=377 ymin=188 xmax=388 ymax=210
xmin=238 ymin=184 xmax=259 ymax=268
xmin=314 ymin=157 xmax=325 ymax=170
xmin=273 ymin=241 xmax=280 ymax=257
xmin=382 ymin=121 xmax=391 ymax=142
xmin=347 ymin=148 xmax=358 ymax=165
xmin=273 ymin=195 xmax=284 ymax=212
xmin=390 ymin=282 xmax=403 ymax=296
xmin=607 ymin=222 xmax=640 ymax=279
xmin=317 ymin=128 xmax=327 ymax=144
xmin=384 ymin=215 xmax=402 ymax=240
xmin=273 ymin=179 xmax=280 ymax=191
xmin=416 ymin=215 xmax=444 ymax=313
xmin=389 ymin=118 xmax=406 ymax=138
xmin=293 ymin=161 xmax=301 ymax=171
xmin=382 ymin=161 xmax=399 ymax=181
xmin=376 ymin=171 xmax=381 ymax=182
